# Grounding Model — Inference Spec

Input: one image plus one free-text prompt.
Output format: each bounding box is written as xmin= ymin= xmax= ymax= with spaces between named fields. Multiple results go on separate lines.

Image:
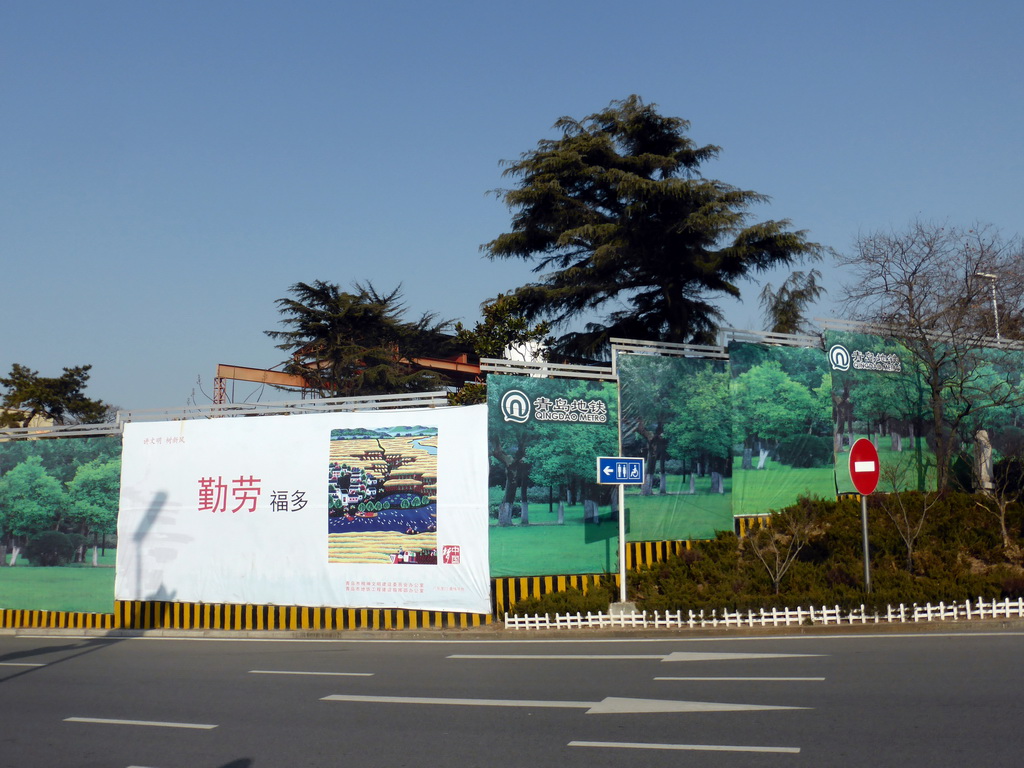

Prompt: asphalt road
xmin=0 ymin=628 xmax=1021 ymax=767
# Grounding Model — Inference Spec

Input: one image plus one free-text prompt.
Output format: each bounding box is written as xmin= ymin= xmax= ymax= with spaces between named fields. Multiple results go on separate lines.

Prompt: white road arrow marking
xmin=448 ymin=654 xmax=663 ymax=660
xmin=449 ymin=652 xmax=824 ymax=662
xmin=64 ymin=717 xmax=217 ymax=730
xmin=662 ymin=652 xmax=824 ymax=662
xmin=249 ymin=669 xmax=373 ymax=677
xmin=569 ymin=740 xmax=800 ymax=754
xmin=586 ymin=697 xmax=806 ymax=714
xmin=321 ymin=693 xmax=807 ymax=714
xmin=656 ymin=676 xmax=825 ymax=682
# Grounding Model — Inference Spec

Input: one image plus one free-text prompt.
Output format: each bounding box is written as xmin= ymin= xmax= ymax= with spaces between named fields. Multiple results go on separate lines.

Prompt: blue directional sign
xmin=596 ymin=456 xmax=645 ymax=485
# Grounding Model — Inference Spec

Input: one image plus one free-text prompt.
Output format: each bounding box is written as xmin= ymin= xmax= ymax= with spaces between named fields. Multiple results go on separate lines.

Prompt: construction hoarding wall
xmin=0 ymin=435 xmax=120 ymax=613
xmin=617 ymin=353 xmax=733 ymax=541
xmin=487 ymin=374 xmax=619 ymax=577
xmin=826 ymin=330 xmax=926 ymax=493
xmin=115 ymin=405 xmax=491 ymax=613
xmin=826 ymin=329 xmax=1024 ymax=494
xmin=729 ymin=341 xmax=834 ymax=515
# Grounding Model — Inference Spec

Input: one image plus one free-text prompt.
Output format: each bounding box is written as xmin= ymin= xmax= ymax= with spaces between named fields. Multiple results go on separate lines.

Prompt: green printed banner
xmin=826 ymin=330 xmax=1024 ymax=494
xmin=729 ymin=341 xmax=834 ymax=515
xmin=0 ymin=436 xmax=120 ymax=613
xmin=825 ymin=330 xmax=927 ymax=493
xmin=487 ymin=374 xmax=619 ymax=576
xmin=617 ymin=353 xmax=733 ymax=541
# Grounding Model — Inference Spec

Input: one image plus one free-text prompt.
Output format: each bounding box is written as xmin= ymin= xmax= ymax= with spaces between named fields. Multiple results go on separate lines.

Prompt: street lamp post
xmin=975 ymin=272 xmax=1000 ymax=340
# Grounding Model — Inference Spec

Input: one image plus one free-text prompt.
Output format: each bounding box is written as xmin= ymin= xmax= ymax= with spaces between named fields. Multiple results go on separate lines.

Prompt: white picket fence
xmin=503 ymin=596 xmax=1024 ymax=630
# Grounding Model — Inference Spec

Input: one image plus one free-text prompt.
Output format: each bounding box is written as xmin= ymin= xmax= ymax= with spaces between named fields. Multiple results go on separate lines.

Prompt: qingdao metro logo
xmin=500 ymin=389 xmax=531 ymax=423
xmin=828 ymin=342 xmax=903 ymax=373
xmin=829 ymin=344 xmax=851 ymax=371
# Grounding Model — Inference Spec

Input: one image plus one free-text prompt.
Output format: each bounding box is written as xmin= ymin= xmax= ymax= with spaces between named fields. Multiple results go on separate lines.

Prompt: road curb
xmin=7 ymin=617 xmax=1024 ymax=641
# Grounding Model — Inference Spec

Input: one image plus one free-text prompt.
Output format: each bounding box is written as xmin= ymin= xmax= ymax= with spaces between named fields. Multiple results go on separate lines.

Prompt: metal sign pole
xmin=861 ymin=494 xmax=871 ymax=593
xmin=596 ymin=455 xmax=644 ymax=609
xmin=618 ymin=483 xmax=627 ymax=603
xmin=612 ymin=348 xmax=626 ymax=605
xmin=849 ymin=439 xmax=879 ymax=595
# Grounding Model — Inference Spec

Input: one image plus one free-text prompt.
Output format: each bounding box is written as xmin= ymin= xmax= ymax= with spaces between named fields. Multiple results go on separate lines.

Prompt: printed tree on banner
xmin=0 ymin=456 xmax=67 ymax=566
xmin=66 ymin=457 xmax=121 ymax=564
xmin=488 ymin=376 xmax=617 ymax=526
xmin=732 ymin=361 xmax=817 ymax=470
xmin=488 ymin=377 xmax=548 ymax=526
xmin=619 ymin=356 xmax=678 ymax=496
xmin=832 ymin=333 xmax=915 ymax=453
xmin=945 ymin=347 xmax=1024 ymax=492
xmin=526 ymin=380 xmax=618 ymax=520
xmin=663 ymin=363 xmax=733 ymax=494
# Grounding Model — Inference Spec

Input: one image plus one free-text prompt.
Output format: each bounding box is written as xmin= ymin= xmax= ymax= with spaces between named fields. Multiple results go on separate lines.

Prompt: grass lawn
xmin=0 ymin=550 xmax=116 ymax=613
xmin=488 ymin=475 xmax=736 ymax=576
xmin=730 ymin=457 xmax=836 ymax=515
xmin=834 ymin=434 xmax=937 ymax=493
xmin=488 ymin=492 xmax=618 ymax=576
xmin=489 ymin=516 xmax=617 ymax=577
xmin=623 ymin=472 xmax=733 ymax=540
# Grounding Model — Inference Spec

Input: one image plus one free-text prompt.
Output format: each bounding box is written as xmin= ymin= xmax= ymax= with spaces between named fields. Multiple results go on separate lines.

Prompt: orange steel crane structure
xmin=212 ymin=354 xmax=482 ymax=404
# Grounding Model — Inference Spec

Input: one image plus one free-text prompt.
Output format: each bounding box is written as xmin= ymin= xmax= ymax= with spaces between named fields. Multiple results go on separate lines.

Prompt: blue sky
xmin=3 ymin=1 xmax=1022 ymax=410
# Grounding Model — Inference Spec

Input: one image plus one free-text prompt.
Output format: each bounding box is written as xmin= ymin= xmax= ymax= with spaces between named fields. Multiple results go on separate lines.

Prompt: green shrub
xmin=628 ymin=491 xmax=1024 ymax=614
xmin=776 ymin=434 xmax=834 ymax=468
xmin=508 ymin=585 xmax=615 ymax=618
xmin=993 ymin=427 xmax=1024 ymax=458
xmin=25 ymin=531 xmax=84 ymax=567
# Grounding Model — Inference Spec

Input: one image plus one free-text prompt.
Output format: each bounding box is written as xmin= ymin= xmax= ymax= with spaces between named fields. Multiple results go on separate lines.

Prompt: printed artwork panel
xmin=327 ymin=426 xmax=439 ymax=565
xmin=116 ymin=406 xmax=489 ymax=613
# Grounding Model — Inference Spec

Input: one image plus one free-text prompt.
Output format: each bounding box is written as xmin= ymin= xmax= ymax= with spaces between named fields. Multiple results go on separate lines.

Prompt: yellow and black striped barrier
xmin=1 ymin=603 xmax=493 ymax=632
xmin=0 ymin=539 xmax=709 ymax=631
xmin=0 ymin=608 xmax=117 ymax=631
xmin=115 ymin=601 xmax=492 ymax=631
xmin=491 ymin=573 xmax=611 ymax=616
xmin=735 ymin=514 xmax=773 ymax=537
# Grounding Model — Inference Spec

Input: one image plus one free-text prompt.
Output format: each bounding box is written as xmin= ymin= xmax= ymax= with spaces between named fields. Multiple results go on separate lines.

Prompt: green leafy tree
xmin=0 ymin=364 xmax=107 ymax=428
xmin=664 ymin=364 xmax=733 ymax=490
xmin=487 ymin=376 xmax=550 ymax=522
xmin=0 ymin=456 xmax=67 ymax=564
xmin=829 ymin=333 xmax=927 ymax=470
xmin=453 ymin=294 xmax=552 ymax=360
xmin=619 ymin=356 xmax=678 ymax=496
xmin=449 ymin=294 xmax=551 ymax=406
xmin=66 ymin=458 xmax=121 ymax=563
xmin=732 ymin=361 xmax=817 ymax=469
xmin=525 ymin=379 xmax=618 ymax=513
xmin=487 ymin=376 xmax=617 ymax=525
xmin=266 ymin=281 xmax=457 ymax=397
xmin=0 ymin=435 xmax=121 ymax=484
xmin=484 ymin=95 xmax=823 ymax=356
xmin=25 ymin=531 xmax=82 ymax=567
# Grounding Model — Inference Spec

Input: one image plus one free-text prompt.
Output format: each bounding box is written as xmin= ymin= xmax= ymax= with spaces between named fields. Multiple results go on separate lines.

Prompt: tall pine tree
xmin=266 ymin=281 xmax=456 ymax=397
xmin=484 ymin=95 xmax=823 ymax=356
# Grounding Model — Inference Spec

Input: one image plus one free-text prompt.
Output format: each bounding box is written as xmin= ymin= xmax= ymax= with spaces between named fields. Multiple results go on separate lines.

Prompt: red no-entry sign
xmin=849 ymin=438 xmax=880 ymax=495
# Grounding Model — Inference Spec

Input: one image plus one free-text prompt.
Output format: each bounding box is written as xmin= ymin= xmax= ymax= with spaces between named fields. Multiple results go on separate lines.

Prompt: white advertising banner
xmin=115 ymin=405 xmax=490 ymax=613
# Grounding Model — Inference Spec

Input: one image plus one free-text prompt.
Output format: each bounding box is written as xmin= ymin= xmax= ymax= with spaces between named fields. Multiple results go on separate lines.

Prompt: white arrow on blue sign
xmin=596 ymin=456 xmax=645 ymax=485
